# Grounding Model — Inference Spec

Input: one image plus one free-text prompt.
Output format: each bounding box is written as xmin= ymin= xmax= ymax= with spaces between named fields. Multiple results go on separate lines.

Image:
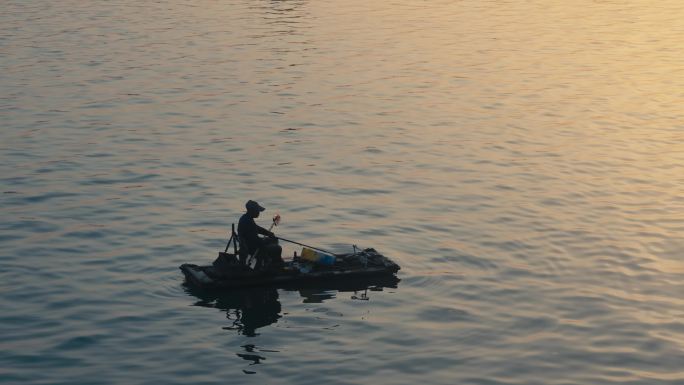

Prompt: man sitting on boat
xmin=238 ymin=200 xmax=283 ymax=271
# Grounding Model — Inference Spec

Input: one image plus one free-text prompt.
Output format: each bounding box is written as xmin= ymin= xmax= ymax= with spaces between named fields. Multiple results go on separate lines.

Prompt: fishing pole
xmin=266 ymin=213 xmax=338 ymax=256
xmin=275 ymin=236 xmax=337 ymax=256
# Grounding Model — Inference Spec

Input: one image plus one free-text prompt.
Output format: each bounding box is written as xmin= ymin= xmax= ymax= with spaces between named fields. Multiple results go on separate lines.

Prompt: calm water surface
xmin=2 ymin=1 xmax=684 ymax=384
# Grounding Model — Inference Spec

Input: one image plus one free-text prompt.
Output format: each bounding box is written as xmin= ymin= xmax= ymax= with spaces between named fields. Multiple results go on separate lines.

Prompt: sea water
xmin=2 ymin=1 xmax=683 ymax=384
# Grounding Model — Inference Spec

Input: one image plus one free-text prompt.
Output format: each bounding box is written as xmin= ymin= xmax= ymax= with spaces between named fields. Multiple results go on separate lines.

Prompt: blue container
xmin=318 ymin=253 xmax=336 ymax=266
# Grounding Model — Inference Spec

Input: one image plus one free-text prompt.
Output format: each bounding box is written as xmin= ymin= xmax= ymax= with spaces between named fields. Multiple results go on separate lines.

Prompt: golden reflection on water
xmin=3 ymin=1 xmax=684 ymax=383
xmin=198 ymin=0 xmax=684 ymax=149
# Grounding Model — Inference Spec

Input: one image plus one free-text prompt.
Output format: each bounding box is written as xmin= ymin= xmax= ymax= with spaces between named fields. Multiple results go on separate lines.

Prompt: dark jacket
xmin=237 ymin=213 xmax=271 ymax=255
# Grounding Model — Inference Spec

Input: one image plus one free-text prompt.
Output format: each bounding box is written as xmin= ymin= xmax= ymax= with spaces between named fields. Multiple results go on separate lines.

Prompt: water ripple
xmin=2 ymin=0 xmax=684 ymax=384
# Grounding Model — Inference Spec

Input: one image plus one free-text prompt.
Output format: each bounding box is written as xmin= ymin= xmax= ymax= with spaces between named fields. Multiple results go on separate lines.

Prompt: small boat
xmin=180 ymin=248 xmax=401 ymax=289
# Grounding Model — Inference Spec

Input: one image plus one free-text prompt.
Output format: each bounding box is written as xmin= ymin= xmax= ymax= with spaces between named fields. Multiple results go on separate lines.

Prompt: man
xmin=237 ymin=200 xmax=283 ymax=270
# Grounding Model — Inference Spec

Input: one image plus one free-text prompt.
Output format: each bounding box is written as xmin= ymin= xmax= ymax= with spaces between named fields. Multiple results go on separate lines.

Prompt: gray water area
xmin=2 ymin=1 xmax=684 ymax=384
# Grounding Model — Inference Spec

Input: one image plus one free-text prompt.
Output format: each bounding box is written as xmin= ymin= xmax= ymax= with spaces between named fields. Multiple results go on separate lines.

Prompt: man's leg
xmin=263 ymin=244 xmax=283 ymax=270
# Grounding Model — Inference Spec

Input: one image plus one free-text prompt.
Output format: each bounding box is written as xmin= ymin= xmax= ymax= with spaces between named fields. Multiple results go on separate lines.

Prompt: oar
xmin=275 ymin=236 xmax=337 ymax=256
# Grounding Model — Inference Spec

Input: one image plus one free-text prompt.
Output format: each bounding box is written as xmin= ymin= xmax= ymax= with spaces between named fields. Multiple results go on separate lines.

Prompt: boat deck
xmin=180 ymin=248 xmax=400 ymax=289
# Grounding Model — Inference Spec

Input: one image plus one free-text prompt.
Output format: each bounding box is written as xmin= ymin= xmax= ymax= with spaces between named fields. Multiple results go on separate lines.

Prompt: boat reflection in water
xmin=183 ymin=275 xmax=400 ymax=337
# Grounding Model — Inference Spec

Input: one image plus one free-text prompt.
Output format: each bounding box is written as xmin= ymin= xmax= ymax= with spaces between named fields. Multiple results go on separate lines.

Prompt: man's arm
xmin=256 ymin=225 xmax=274 ymax=237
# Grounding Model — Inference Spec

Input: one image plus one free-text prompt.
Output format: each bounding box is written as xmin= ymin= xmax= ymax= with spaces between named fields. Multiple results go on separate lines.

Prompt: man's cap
xmin=246 ymin=200 xmax=265 ymax=212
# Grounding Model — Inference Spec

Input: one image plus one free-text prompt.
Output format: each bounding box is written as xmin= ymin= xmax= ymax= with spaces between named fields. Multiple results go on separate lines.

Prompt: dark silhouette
xmin=237 ymin=200 xmax=283 ymax=270
xmin=183 ymin=274 xmax=399 ymax=335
